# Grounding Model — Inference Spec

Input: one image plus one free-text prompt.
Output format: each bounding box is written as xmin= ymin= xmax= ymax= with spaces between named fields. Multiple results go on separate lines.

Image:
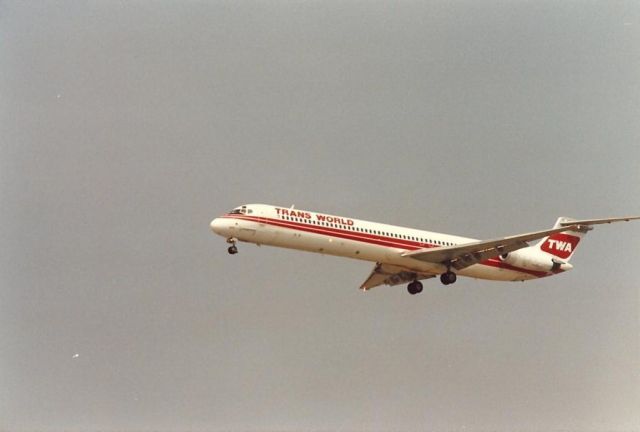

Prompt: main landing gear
xmin=407 ymin=280 xmax=423 ymax=295
xmin=440 ymin=271 xmax=457 ymax=285
xmin=407 ymin=271 xmax=457 ymax=294
xmin=226 ymin=238 xmax=238 ymax=255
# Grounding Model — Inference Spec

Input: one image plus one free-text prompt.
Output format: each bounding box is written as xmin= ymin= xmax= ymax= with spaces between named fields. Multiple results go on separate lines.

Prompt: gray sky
xmin=1 ymin=1 xmax=639 ymax=431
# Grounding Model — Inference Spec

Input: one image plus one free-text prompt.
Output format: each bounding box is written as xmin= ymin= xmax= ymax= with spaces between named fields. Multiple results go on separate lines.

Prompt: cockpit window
xmin=229 ymin=206 xmax=252 ymax=215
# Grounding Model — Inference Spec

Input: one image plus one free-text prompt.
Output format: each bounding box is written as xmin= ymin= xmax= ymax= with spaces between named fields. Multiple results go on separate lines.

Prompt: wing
xmin=360 ymin=263 xmax=436 ymax=291
xmin=402 ymin=225 xmax=578 ymax=271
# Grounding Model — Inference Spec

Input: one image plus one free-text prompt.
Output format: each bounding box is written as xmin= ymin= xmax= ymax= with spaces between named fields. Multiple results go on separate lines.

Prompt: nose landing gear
xmin=226 ymin=238 xmax=238 ymax=255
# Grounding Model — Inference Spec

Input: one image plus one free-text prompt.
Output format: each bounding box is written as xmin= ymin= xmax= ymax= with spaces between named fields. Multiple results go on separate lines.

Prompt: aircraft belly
xmin=459 ymin=264 xmax=534 ymax=281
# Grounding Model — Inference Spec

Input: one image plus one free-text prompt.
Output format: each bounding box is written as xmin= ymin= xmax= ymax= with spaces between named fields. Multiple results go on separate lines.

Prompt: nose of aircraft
xmin=210 ymin=218 xmax=224 ymax=236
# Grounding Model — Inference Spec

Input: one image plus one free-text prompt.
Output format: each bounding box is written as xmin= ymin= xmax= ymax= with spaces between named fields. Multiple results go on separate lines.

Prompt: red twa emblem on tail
xmin=541 ymin=233 xmax=580 ymax=259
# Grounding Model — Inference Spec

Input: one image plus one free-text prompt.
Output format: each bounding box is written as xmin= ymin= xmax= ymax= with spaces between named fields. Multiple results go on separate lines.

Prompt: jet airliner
xmin=210 ymin=204 xmax=639 ymax=294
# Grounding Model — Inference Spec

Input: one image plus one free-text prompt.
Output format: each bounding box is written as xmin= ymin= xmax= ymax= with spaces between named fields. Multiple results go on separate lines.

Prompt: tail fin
xmin=535 ymin=217 xmax=589 ymax=262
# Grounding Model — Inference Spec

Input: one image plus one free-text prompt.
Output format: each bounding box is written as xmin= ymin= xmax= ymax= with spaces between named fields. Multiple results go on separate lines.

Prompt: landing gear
xmin=407 ymin=280 xmax=423 ymax=295
xmin=226 ymin=238 xmax=238 ymax=255
xmin=440 ymin=271 xmax=457 ymax=285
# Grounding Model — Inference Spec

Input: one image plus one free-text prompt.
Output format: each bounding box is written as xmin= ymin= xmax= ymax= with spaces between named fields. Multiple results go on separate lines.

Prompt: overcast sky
xmin=1 ymin=1 xmax=639 ymax=431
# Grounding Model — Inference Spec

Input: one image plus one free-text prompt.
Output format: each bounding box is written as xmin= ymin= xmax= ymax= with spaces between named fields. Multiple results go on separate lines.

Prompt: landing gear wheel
xmin=227 ymin=245 xmax=238 ymax=255
xmin=440 ymin=271 xmax=457 ymax=285
xmin=407 ymin=280 xmax=423 ymax=295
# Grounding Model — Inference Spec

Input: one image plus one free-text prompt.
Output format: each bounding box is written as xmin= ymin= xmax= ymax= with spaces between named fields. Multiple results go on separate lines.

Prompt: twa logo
xmin=541 ymin=233 xmax=580 ymax=259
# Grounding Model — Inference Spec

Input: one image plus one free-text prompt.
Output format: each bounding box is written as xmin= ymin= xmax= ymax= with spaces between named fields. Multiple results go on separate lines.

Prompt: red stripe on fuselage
xmin=220 ymin=214 xmax=551 ymax=278
xmin=221 ymin=214 xmax=429 ymax=250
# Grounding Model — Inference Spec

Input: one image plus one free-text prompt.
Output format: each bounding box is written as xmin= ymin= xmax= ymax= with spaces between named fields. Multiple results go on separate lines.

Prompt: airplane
xmin=210 ymin=204 xmax=640 ymax=294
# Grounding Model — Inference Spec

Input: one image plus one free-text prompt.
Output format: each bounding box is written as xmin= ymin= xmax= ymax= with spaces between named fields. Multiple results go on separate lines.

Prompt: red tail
xmin=540 ymin=233 xmax=581 ymax=259
xmin=535 ymin=217 xmax=588 ymax=262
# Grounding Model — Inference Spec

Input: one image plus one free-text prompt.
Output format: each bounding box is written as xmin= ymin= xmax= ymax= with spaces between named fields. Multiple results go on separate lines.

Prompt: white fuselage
xmin=210 ymin=204 xmax=559 ymax=282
